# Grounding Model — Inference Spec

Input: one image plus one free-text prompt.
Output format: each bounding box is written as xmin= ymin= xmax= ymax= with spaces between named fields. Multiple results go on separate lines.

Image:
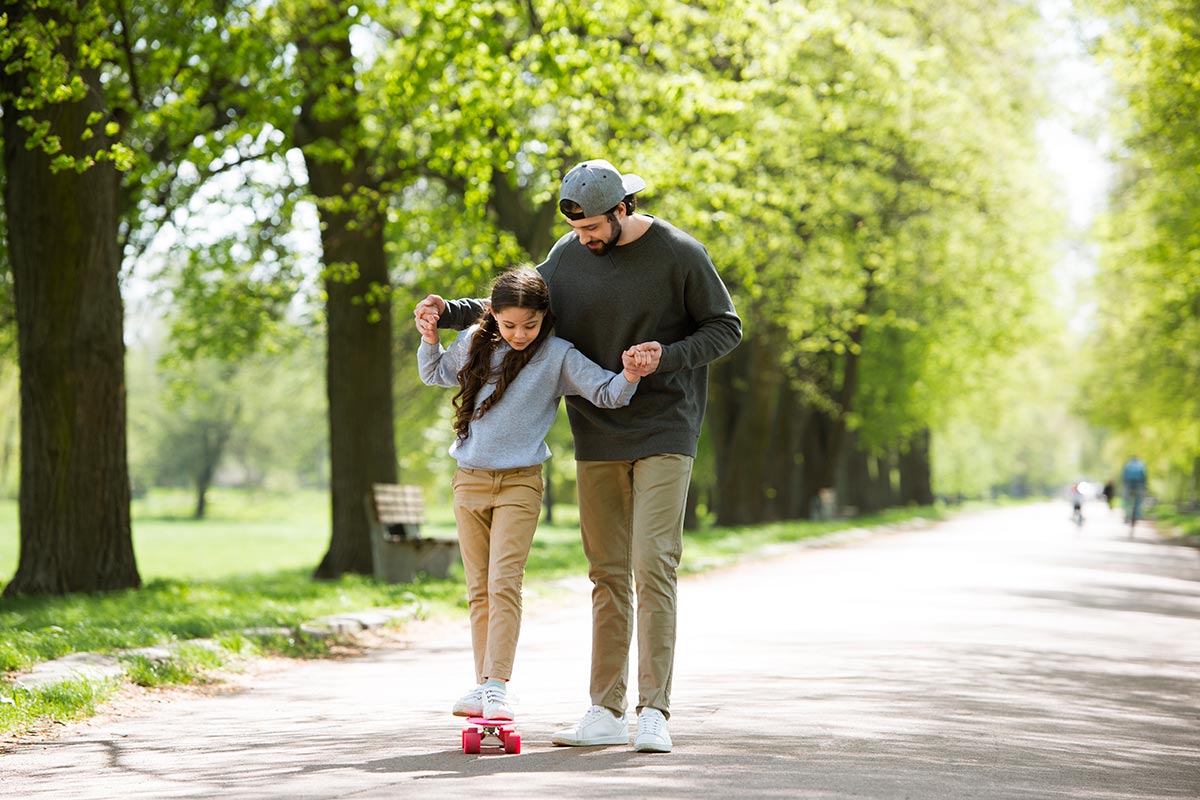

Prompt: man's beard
xmin=587 ymin=218 xmax=622 ymax=256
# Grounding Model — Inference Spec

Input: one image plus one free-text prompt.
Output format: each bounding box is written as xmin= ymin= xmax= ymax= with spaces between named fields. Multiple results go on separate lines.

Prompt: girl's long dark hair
xmin=452 ymin=268 xmax=556 ymax=441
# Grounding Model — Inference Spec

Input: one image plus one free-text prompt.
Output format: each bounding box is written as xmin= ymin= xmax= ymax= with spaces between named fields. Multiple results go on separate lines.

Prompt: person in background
xmin=1101 ymin=480 xmax=1115 ymax=510
xmin=1121 ymin=455 xmax=1148 ymax=531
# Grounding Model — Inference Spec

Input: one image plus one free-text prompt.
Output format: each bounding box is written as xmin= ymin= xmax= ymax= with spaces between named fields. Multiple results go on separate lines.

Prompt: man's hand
xmin=621 ymin=341 xmax=662 ymax=380
xmin=413 ymin=294 xmax=446 ymax=330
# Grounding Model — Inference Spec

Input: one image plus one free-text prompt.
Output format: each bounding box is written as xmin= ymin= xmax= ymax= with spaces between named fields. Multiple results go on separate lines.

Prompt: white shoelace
xmin=582 ymin=705 xmax=616 ymax=726
xmin=639 ymin=710 xmax=666 ymax=735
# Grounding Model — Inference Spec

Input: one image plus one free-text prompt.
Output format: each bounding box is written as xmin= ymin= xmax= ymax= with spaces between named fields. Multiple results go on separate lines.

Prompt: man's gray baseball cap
xmin=559 ymin=159 xmax=647 ymax=219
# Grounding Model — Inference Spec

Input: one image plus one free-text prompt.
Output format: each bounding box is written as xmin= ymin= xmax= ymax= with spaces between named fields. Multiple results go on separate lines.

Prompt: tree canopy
xmin=1078 ymin=0 xmax=1200 ymax=498
xmin=7 ymin=0 xmax=1189 ymax=592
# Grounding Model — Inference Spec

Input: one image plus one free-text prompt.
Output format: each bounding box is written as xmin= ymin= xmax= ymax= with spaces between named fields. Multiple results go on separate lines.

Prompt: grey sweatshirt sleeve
xmin=557 ymin=346 xmax=639 ymax=409
xmin=658 ymin=245 xmax=743 ymax=373
xmin=417 ymin=330 xmax=471 ymax=388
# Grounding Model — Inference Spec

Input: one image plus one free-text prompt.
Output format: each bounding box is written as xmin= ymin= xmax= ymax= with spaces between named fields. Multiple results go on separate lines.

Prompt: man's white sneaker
xmin=480 ymin=684 xmax=514 ymax=720
xmin=551 ymin=705 xmax=630 ymax=746
xmin=452 ymin=685 xmax=483 ymax=717
xmin=634 ymin=708 xmax=672 ymax=753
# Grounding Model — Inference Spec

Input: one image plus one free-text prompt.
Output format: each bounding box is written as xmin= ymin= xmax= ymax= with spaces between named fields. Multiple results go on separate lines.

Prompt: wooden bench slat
xmin=369 ymin=484 xmax=427 ymax=524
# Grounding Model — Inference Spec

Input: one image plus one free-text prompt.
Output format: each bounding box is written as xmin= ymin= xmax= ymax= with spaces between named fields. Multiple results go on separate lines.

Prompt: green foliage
xmin=1077 ymin=0 xmax=1200 ymax=498
xmin=932 ymin=333 xmax=1089 ymax=497
xmin=0 ymin=1 xmax=133 ymax=171
xmin=1 ymin=1 xmax=1096 ymax=517
xmin=127 ymin=335 xmax=328 ymax=499
xmin=359 ymin=0 xmax=1064 ymax=492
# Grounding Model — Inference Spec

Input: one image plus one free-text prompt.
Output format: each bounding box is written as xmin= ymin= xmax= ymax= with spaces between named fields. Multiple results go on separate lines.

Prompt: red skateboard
xmin=461 ymin=717 xmax=520 ymax=754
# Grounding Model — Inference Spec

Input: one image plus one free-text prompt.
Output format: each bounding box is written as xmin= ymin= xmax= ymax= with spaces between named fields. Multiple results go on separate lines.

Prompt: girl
xmin=417 ymin=267 xmax=650 ymax=721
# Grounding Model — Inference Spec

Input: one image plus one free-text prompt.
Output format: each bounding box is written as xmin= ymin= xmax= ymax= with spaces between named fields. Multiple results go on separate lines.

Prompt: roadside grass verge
xmin=1153 ymin=502 xmax=1200 ymax=542
xmin=1 ymin=488 xmax=945 ymax=737
xmin=0 ymin=677 xmax=121 ymax=736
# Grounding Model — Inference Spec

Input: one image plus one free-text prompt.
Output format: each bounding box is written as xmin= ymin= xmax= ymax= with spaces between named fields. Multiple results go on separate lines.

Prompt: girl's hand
xmin=622 ymin=341 xmax=662 ymax=379
xmin=413 ymin=294 xmax=444 ymax=344
xmin=416 ymin=315 xmax=439 ymax=345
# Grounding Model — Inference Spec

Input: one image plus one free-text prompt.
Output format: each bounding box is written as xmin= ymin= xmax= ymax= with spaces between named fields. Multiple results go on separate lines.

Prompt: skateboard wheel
xmin=505 ymin=732 xmax=520 ymax=754
xmin=464 ymin=728 xmax=481 ymax=754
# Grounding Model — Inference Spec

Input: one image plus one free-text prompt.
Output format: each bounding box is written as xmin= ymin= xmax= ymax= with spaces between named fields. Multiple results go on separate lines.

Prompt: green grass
xmin=0 ymin=487 xmax=945 ymax=737
xmin=0 ymin=677 xmax=121 ymax=736
xmin=1152 ymin=502 xmax=1200 ymax=541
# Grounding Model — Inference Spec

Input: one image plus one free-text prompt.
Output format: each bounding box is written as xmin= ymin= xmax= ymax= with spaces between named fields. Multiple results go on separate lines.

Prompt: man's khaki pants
xmin=577 ymin=454 xmax=693 ymax=719
xmin=452 ymin=465 xmax=544 ymax=683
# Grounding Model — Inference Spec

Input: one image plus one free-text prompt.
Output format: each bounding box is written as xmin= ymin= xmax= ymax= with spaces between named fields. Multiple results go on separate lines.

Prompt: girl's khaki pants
xmin=451 ymin=464 xmax=544 ymax=683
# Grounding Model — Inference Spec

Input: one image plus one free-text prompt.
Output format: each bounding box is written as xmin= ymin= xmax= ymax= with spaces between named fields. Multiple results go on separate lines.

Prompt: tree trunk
xmin=1 ymin=57 xmax=138 ymax=595
xmin=838 ymin=431 xmax=871 ymax=515
xmin=709 ymin=336 xmax=784 ymax=525
xmin=490 ymin=169 xmax=560 ymax=258
xmin=683 ymin=480 xmax=700 ymax=531
xmin=800 ymin=408 xmax=837 ymax=519
xmin=542 ymin=462 xmax=554 ymax=525
xmin=293 ymin=10 xmax=398 ymax=579
xmin=769 ymin=371 xmax=811 ymax=520
xmin=308 ymin=178 xmax=398 ymax=579
xmin=898 ymin=428 xmax=934 ymax=506
xmin=1190 ymin=455 xmax=1199 ymax=505
xmin=192 ymin=420 xmax=231 ymax=520
xmin=879 ymin=449 xmax=900 ymax=506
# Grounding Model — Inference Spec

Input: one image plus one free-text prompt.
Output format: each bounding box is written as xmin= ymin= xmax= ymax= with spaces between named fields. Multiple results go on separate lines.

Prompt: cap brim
xmin=621 ymin=174 xmax=647 ymax=195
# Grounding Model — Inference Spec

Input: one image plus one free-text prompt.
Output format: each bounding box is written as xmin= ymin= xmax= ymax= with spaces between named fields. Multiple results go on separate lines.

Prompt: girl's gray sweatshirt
xmin=418 ymin=327 xmax=638 ymax=471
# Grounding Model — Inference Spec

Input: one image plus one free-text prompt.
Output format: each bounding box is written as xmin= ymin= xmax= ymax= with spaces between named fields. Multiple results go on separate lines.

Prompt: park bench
xmin=366 ymin=483 xmax=459 ymax=584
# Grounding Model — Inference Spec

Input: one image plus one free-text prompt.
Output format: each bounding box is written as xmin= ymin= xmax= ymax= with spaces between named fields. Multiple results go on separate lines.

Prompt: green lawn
xmin=0 ymin=488 xmax=457 ymax=582
xmin=130 ymin=489 xmax=352 ymax=581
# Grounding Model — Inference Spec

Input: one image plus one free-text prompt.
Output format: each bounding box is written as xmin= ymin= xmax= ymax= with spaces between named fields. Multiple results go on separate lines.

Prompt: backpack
xmin=1122 ymin=459 xmax=1147 ymax=485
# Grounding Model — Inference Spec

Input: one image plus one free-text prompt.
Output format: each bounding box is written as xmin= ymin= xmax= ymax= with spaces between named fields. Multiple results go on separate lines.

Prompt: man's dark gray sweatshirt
xmin=440 ymin=217 xmax=742 ymax=461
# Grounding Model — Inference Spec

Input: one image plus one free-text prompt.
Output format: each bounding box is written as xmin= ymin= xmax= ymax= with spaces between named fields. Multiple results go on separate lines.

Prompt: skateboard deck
xmin=461 ymin=716 xmax=520 ymax=754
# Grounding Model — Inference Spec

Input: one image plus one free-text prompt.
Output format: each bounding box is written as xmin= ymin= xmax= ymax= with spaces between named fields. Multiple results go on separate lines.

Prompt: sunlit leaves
xmin=1080 ymin=0 xmax=1200 ymax=489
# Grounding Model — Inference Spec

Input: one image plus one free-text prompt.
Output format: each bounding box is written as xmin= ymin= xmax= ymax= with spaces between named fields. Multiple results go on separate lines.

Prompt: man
xmin=1121 ymin=454 xmax=1148 ymax=531
xmin=414 ymin=159 xmax=742 ymax=753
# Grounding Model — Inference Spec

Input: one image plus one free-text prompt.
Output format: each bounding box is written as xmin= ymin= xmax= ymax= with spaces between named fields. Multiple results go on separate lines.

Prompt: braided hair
xmin=452 ymin=268 xmax=556 ymax=442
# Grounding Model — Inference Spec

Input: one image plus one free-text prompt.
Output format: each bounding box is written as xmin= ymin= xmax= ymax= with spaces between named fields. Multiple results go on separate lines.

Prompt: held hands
xmin=621 ymin=341 xmax=662 ymax=382
xmin=414 ymin=294 xmax=446 ymax=345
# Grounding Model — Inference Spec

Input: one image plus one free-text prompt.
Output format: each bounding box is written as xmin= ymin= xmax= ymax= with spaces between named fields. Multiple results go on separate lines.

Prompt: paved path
xmin=2 ymin=503 xmax=1198 ymax=799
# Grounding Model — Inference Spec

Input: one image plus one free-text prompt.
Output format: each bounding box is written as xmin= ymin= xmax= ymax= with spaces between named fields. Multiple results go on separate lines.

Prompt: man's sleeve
xmin=659 ymin=246 xmax=743 ymax=373
xmin=438 ymin=297 xmax=488 ymax=330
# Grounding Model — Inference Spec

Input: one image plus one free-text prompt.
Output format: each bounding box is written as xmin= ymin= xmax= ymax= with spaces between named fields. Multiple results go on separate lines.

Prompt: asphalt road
xmin=2 ymin=502 xmax=1198 ymax=799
